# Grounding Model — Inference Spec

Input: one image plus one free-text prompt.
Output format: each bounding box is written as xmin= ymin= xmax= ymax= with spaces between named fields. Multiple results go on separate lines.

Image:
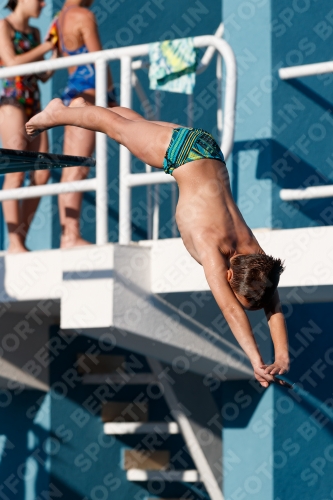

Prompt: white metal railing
xmin=279 ymin=61 xmax=333 ymax=80
xmin=119 ymin=35 xmax=236 ymax=244
xmin=280 ymin=185 xmax=333 ymax=201
xmin=279 ymin=61 xmax=333 ymax=202
xmin=132 ymin=24 xmax=225 ymax=240
xmin=148 ymin=357 xmax=224 ymax=500
xmin=0 ymin=33 xmax=236 ymax=244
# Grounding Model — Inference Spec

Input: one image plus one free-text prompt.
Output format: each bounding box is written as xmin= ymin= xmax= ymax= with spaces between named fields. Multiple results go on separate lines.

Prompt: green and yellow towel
xmin=149 ymin=38 xmax=198 ymax=95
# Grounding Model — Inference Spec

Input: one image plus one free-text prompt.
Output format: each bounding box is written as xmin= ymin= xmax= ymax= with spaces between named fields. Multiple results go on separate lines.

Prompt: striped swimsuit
xmin=0 ymin=21 xmax=40 ymax=118
xmin=163 ymin=127 xmax=225 ymax=175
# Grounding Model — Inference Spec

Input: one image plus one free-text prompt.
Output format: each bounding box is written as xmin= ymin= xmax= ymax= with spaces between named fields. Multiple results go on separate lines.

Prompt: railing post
xmin=95 ymin=58 xmax=108 ymax=245
xmin=216 ymin=54 xmax=223 ymax=143
xmin=217 ymin=38 xmax=237 ymax=160
xmin=119 ymin=56 xmax=132 ymax=245
xmin=152 ymin=91 xmax=161 ymax=241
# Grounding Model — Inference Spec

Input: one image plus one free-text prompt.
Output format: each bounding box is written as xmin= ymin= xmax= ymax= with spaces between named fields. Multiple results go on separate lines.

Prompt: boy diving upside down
xmin=26 ymin=98 xmax=290 ymax=388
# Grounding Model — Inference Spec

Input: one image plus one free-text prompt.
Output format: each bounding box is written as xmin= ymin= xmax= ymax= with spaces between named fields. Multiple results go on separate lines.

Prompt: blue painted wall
xmin=221 ymin=2 xmax=333 ymax=499
xmin=0 ymin=391 xmax=50 ymax=500
xmin=223 ymin=0 xmax=333 ymax=231
xmin=274 ymin=302 xmax=333 ymax=500
xmin=222 ymin=303 xmax=333 ymax=500
xmin=223 ymin=0 xmax=274 ymax=229
xmin=271 ymin=1 xmax=333 ymax=229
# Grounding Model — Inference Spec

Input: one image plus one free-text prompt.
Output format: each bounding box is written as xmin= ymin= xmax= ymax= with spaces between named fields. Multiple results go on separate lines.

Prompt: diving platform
xmin=0 ymin=226 xmax=332 ymax=384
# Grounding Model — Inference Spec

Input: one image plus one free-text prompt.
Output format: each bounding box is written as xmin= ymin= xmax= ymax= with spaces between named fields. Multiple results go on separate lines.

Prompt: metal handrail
xmin=119 ymin=35 xmax=237 ymax=244
xmin=131 ymin=24 xmax=225 ymax=240
xmin=148 ymin=357 xmax=225 ymax=500
xmin=279 ymin=61 xmax=333 ymax=80
xmin=279 ymin=61 xmax=333 ymax=202
xmin=0 ymin=34 xmax=237 ymax=244
xmin=280 ymin=185 xmax=333 ymax=201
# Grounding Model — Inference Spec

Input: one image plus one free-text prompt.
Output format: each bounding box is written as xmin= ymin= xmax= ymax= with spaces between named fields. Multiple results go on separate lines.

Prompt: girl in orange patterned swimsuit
xmin=0 ymin=0 xmax=56 ymax=252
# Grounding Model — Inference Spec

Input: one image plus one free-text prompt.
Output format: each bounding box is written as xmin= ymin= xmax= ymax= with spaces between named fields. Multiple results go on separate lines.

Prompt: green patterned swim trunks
xmin=163 ymin=127 xmax=225 ymax=175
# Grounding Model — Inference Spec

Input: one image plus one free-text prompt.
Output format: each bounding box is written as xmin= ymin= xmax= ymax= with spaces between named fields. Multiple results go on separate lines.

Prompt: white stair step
xmin=127 ymin=469 xmax=200 ymax=482
xmin=82 ymin=373 xmax=158 ymax=385
xmin=104 ymin=421 xmax=179 ymax=435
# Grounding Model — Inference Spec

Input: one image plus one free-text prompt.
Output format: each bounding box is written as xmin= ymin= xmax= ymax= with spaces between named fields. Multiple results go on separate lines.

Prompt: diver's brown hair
xmin=6 ymin=0 xmax=18 ymax=11
xmin=230 ymin=254 xmax=285 ymax=309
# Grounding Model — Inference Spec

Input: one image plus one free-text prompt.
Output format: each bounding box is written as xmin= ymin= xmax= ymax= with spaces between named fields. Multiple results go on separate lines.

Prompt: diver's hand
xmin=253 ymin=364 xmax=275 ymax=388
xmin=261 ymin=358 xmax=290 ymax=376
xmin=253 ymin=363 xmax=290 ymax=388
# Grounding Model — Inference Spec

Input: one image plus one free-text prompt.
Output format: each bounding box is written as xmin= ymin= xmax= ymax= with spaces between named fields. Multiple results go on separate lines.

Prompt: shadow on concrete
xmin=232 ymin=138 xmax=333 ymax=228
xmin=286 ymin=79 xmax=333 ymax=114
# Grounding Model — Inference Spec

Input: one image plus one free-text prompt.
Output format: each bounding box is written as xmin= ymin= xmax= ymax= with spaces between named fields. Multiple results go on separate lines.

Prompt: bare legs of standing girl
xmin=58 ymin=91 xmax=96 ymax=248
xmin=0 ymin=104 xmax=50 ymax=253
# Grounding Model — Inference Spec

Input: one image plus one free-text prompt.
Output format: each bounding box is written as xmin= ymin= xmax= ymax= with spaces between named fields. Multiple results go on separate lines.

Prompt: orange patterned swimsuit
xmin=0 ymin=23 xmax=41 ymax=118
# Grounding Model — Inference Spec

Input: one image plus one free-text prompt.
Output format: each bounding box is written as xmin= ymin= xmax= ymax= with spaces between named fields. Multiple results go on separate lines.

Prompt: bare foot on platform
xmin=60 ymin=234 xmax=92 ymax=249
xmin=25 ymin=98 xmax=65 ymax=137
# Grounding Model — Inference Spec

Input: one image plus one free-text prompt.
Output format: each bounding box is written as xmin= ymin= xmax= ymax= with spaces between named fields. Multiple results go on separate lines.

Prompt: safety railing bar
xmin=279 ymin=61 xmax=333 ymax=80
xmin=0 ymin=178 xmax=97 ymax=201
xmin=216 ymin=54 xmax=223 ymax=141
xmin=197 ymin=23 xmax=224 ymax=74
xmin=126 ymin=172 xmax=175 ymax=188
xmin=0 ymin=35 xmax=227 ymax=80
xmin=152 ymin=91 xmax=161 ymax=241
xmin=95 ymin=58 xmax=108 ymax=245
xmin=0 ymin=44 xmax=152 ymax=79
xmin=0 ymin=35 xmax=236 ymax=246
xmin=0 ymin=36 xmax=236 ymax=163
xmin=195 ymin=37 xmax=236 ymax=160
xmin=119 ymin=36 xmax=236 ymax=245
xmin=280 ymin=185 xmax=333 ymax=201
xmin=130 ymin=30 xmax=227 ymax=241
xmin=131 ymin=36 xmax=236 ymax=164
xmin=132 ymin=59 xmax=148 ymax=70
xmin=119 ymin=55 xmax=133 ymax=245
xmin=279 ymin=61 xmax=333 ymax=202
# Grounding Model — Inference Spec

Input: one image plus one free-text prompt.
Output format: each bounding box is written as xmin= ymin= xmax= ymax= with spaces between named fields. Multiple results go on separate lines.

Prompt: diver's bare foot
xmin=60 ymin=235 xmax=92 ymax=249
xmin=25 ymin=98 xmax=65 ymax=137
xmin=69 ymin=97 xmax=88 ymax=108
